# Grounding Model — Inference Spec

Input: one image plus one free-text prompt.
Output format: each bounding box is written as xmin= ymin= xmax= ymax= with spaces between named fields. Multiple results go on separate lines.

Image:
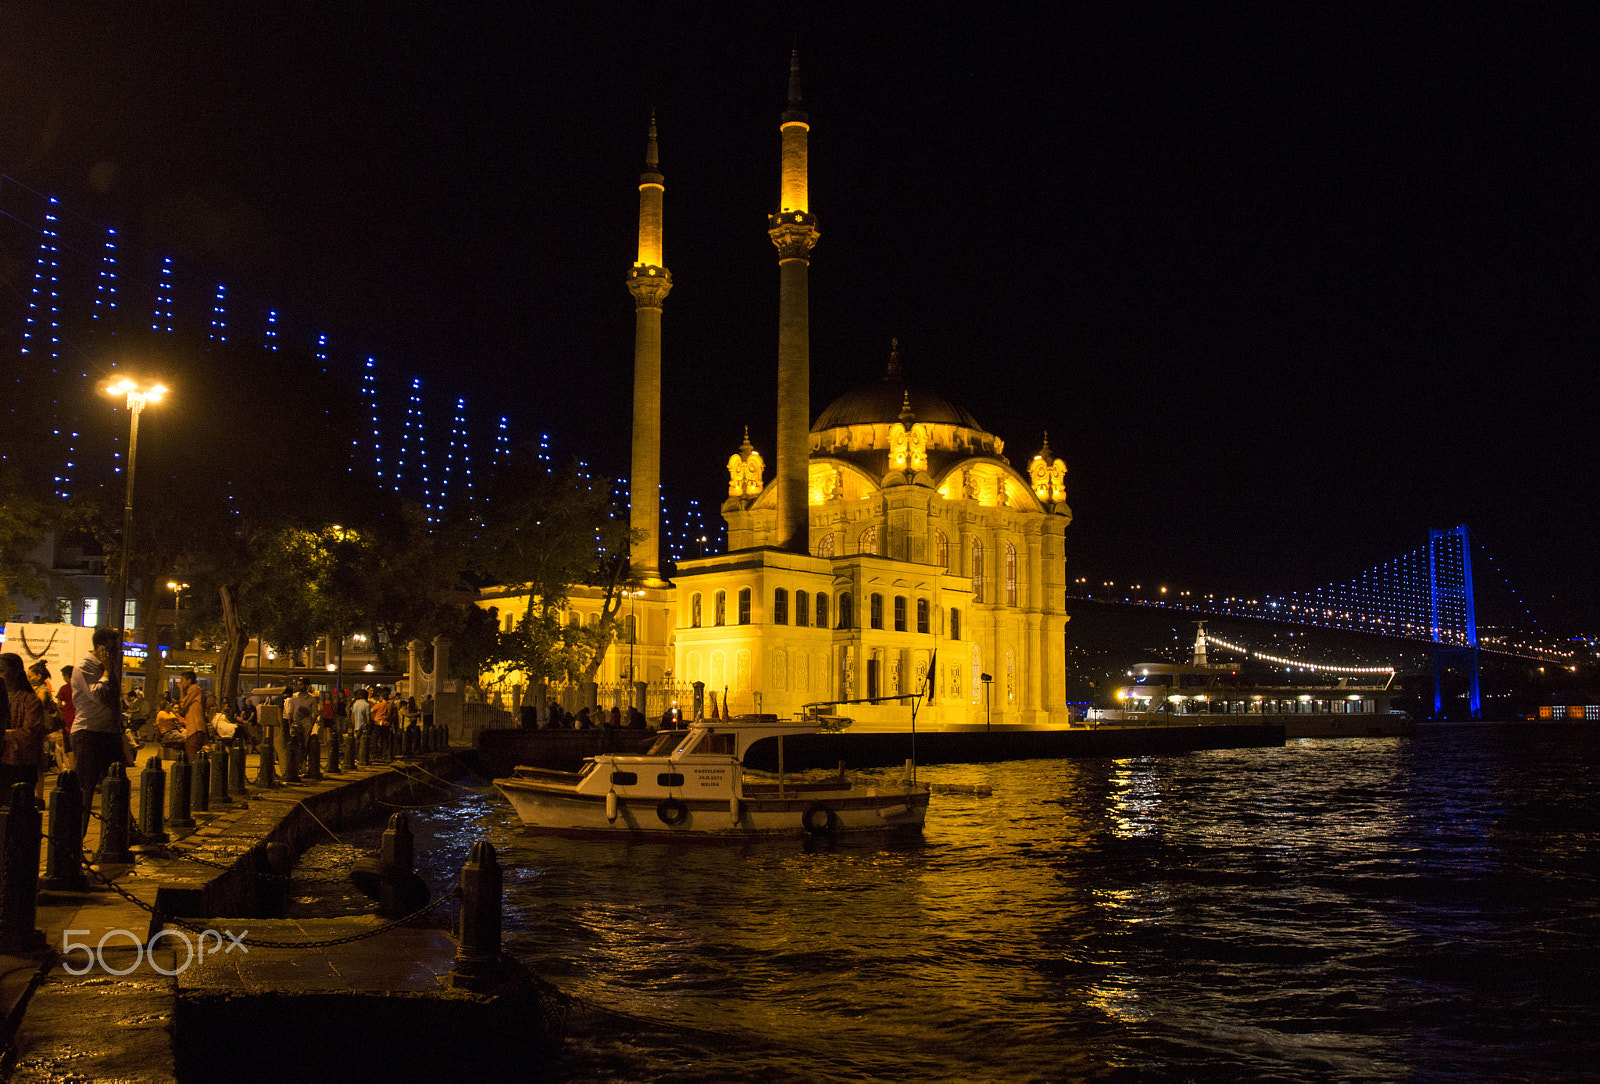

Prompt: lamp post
xmin=166 ymin=580 xmax=188 ymax=642
xmin=105 ymin=377 xmax=167 ymax=710
xmin=981 ymin=672 xmax=993 ymax=731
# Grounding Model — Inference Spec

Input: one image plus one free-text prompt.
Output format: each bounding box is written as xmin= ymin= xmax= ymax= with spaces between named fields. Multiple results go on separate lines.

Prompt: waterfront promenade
xmin=0 ymin=738 xmax=526 ymax=1082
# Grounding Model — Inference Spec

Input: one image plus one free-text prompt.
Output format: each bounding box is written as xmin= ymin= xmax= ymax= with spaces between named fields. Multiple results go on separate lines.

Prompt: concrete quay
xmin=0 ymin=740 xmax=554 ymax=1082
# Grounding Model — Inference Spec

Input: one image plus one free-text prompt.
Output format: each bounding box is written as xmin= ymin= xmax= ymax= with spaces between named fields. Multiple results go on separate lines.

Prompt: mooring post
xmin=449 ymin=839 xmax=505 ymax=990
xmin=210 ymin=744 xmax=232 ymax=804
xmin=229 ymin=740 xmax=248 ymax=799
xmin=0 ymin=783 xmax=45 ymax=951
xmin=192 ymin=749 xmax=210 ymax=814
xmin=326 ymin=729 xmax=341 ymax=775
xmin=255 ymin=733 xmax=278 ymax=789
xmin=378 ymin=812 xmax=414 ymax=917
xmin=169 ymin=750 xmax=194 ymax=828
xmin=344 ymin=728 xmax=357 ymax=771
xmin=137 ymin=755 xmax=169 ymax=844
xmin=282 ymin=719 xmax=302 ymax=785
xmin=304 ymin=733 xmax=323 ymax=783
xmin=41 ymin=770 xmax=87 ymax=891
xmin=94 ymin=763 xmax=134 ymax=864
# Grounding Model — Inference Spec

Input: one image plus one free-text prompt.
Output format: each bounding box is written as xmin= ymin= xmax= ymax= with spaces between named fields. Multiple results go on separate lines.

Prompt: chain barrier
xmin=78 ymin=850 xmax=460 ymax=950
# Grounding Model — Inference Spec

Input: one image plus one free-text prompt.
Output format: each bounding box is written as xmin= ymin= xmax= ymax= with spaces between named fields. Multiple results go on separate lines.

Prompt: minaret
xmin=627 ymin=111 xmax=671 ymax=585
xmin=768 ymin=51 xmax=820 ymax=554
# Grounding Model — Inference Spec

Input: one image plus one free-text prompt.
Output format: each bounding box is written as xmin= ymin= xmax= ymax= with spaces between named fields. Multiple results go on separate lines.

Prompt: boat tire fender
xmin=657 ymin=797 xmax=689 ymax=827
xmin=802 ymin=802 xmax=837 ymax=836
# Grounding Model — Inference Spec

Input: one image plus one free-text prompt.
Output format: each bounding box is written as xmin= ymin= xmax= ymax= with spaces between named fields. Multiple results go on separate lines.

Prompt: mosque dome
xmin=811 ymin=342 xmax=984 ymax=433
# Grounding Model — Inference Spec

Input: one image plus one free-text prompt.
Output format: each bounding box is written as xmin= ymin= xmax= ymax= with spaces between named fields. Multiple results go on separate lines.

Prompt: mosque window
xmin=816 ymin=593 xmax=829 ymax=630
xmin=971 ymin=538 xmax=985 ymax=603
xmin=738 ymin=587 xmax=752 ymax=625
xmin=837 ymin=592 xmax=852 ymax=629
xmin=774 ymin=588 xmax=789 ymax=625
xmin=894 ymin=596 xmax=906 ymax=632
xmin=567 ymin=611 xmax=580 ymax=629
xmin=1005 ymin=541 xmax=1018 ymax=606
xmin=933 ymin=529 xmax=948 ymax=571
xmin=795 ymin=590 xmax=809 ymax=627
xmin=714 ymin=590 xmax=726 ymax=626
xmin=870 ymin=593 xmax=884 ymax=630
xmin=690 ymin=593 xmax=702 ymax=628
xmin=859 ymin=526 xmax=878 ymax=556
xmin=916 ymin=598 xmax=930 ymax=634
xmin=950 ymin=608 xmax=961 ymax=640
xmin=587 ymin=613 xmax=599 ymax=627
xmin=866 ymin=653 xmax=880 ymax=699
xmin=817 ymin=533 xmax=836 ymax=559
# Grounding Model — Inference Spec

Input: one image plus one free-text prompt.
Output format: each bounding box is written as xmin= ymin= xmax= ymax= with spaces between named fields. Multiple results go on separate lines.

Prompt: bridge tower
xmin=1429 ymin=524 xmax=1482 ymax=718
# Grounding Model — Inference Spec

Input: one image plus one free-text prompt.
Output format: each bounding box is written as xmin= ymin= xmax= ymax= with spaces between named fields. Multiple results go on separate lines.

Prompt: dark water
xmin=363 ymin=724 xmax=1600 ymax=1081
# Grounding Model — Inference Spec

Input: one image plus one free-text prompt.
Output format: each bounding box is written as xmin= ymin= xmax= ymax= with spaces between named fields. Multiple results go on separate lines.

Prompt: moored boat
xmin=493 ymin=714 xmax=931 ymax=838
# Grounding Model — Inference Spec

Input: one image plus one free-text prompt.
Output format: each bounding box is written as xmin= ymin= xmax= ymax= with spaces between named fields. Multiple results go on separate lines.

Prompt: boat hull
xmin=495 ymin=777 xmax=929 ymax=839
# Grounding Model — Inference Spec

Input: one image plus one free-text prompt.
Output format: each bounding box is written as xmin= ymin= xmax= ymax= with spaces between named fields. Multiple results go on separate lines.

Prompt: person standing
xmin=177 ymin=670 xmax=206 ymax=760
xmin=70 ymin=628 xmax=122 ymax=824
xmin=1 ymin=653 xmax=47 ymax=805
xmin=57 ymin=664 xmax=76 ymax=769
xmin=349 ymin=688 xmax=370 ymax=734
xmin=318 ymin=692 xmax=336 ymax=738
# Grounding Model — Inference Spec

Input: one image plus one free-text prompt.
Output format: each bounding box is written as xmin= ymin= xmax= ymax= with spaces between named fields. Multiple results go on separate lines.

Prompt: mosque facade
xmin=483 ymin=57 xmax=1073 ymax=731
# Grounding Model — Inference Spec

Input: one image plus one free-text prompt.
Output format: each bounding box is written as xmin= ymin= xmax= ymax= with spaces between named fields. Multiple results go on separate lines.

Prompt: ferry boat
xmin=493 ymin=714 xmax=931 ymax=838
xmin=1091 ymin=624 xmax=1416 ymax=739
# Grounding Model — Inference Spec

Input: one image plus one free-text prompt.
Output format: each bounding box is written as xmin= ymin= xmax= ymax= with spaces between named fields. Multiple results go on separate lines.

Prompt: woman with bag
xmin=177 ymin=670 xmax=207 ymax=760
xmin=1 ymin=653 xmax=48 ymax=806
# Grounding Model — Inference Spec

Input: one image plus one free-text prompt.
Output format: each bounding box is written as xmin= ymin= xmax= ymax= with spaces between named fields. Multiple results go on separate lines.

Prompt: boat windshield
xmin=646 ymin=730 xmax=689 ymax=756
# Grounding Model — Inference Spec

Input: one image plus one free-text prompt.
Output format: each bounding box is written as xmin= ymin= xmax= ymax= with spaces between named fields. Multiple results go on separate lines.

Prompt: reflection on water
xmin=374 ymin=725 xmax=1600 ymax=1081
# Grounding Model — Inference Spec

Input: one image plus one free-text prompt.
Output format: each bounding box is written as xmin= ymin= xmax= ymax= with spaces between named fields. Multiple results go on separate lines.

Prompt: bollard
xmin=304 ymin=733 xmax=323 ymax=783
xmin=169 ymin=750 xmax=195 ymax=828
xmin=283 ymin=723 xmax=302 ymax=785
xmin=210 ymin=744 xmax=232 ymax=804
xmin=326 ymin=729 xmax=341 ymax=775
xmin=351 ymin=812 xmax=428 ymax=917
xmin=41 ymin=770 xmax=87 ymax=892
xmin=357 ymin=727 xmax=371 ymax=766
xmin=450 ymin=839 xmax=505 ymax=989
xmin=255 ymin=733 xmax=278 ymax=789
xmin=94 ymin=762 xmax=134 ymax=864
xmin=230 ymin=740 xmax=248 ymax=798
xmin=192 ymin=750 xmax=210 ymax=814
xmin=138 ymin=755 xmax=169 ymax=845
xmin=0 ymin=783 xmax=46 ymax=951
xmin=344 ymin=728 xmax=357 ymax=771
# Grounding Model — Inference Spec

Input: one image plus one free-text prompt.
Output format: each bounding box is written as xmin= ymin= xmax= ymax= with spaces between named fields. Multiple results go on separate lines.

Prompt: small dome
xmin=812 ymin=342 xmax=984 ymax=432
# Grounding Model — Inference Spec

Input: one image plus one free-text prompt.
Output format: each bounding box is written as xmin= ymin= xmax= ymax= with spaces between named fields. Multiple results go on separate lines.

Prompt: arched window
xmin=893 ymin=595 xmax=907 ymax=632
xmin=795 ymin=590 xmax=810 ymax=627
xmin=916 ymin=598 xmax=930 ymax=634
xmin=858 ymin=526 xmax=878 ymax=556
xmin=837 ymin=592 xmax=852 ymax=629
xmin=870 ymin=593 xmax=884 ymax=630
xmin=971 ymin=538 xmax=985 ymax=603
xmin=714 ymin=590 xmax=726 ymax=626
xmin=690 ymin=593 xmax=702 ymax=628
xmin=816 ymin=533 xmax=836 ymax=559
xmin=737 ymin=587 xmax=752 ymax=625
xmin=566 ymin=611 xmax=579 ymax=629
xmin=950 ymin=607 xmax=961 ymax=641
xmin=587 ymin=612 xmax=599 ymax=627
xmin=816 ymin=593 xmax=829 ymax=630
xmin=933 ymin=529 xmax=948 ymax=571
xmin=773 ymin=588 xmax=789 ymax=625
xmin=1005 ymin=541 xmax=1018 ymax=606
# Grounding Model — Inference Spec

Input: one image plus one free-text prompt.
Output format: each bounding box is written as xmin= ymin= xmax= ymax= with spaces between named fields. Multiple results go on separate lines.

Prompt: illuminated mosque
xmin=486 ymin=56 xmax=1074 ymax=730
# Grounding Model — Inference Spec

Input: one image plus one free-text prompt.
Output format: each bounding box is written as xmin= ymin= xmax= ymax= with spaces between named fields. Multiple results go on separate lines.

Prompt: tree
xmin=0 ymin=467 xmax=59 ymax=620
xmin=456 ymin=453 xmax=636 ymax=693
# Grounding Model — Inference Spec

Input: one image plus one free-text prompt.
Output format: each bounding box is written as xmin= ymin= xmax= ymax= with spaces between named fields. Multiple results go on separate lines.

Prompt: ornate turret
xmin=1028 ymin=432 xmax=1068 ymax=507
xmin=627 ymin=111 xmax=672 ymax=585
xmin=769 ymin=51 xmax=819 ymax=554
xmin=726 ymin=427 xmax=765 ymax=502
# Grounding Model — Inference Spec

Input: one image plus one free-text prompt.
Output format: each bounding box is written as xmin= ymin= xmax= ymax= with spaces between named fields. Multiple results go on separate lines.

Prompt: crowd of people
xmin=0 ymin=628 xmax=437 ymax=827
xmin=525 ymin=702 xmax=681 ymax=731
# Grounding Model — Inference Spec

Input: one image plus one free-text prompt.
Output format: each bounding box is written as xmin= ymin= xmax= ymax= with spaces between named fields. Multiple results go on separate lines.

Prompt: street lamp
xmin=167 ymin=580 xmax=188 ymax=650
xmin=981 ymin=672 xmax=994 ymax=731
xmin=105 ymin=376 xmax=167 ymax=707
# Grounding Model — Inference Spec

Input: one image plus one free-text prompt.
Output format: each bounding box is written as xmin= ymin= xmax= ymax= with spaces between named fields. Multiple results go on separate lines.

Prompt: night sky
xmin=3 ymin=4 xmax=1595 ymax=632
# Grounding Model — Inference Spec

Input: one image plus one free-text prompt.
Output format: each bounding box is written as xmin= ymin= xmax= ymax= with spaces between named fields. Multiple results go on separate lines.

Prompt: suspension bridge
xmin=1067 ymin=525 xmax=1579 ymax=719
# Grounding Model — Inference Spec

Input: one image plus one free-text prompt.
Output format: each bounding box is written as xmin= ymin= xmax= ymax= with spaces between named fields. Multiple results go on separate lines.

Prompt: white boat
xmin=493 ymin=714 xmax=930 ymax=838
